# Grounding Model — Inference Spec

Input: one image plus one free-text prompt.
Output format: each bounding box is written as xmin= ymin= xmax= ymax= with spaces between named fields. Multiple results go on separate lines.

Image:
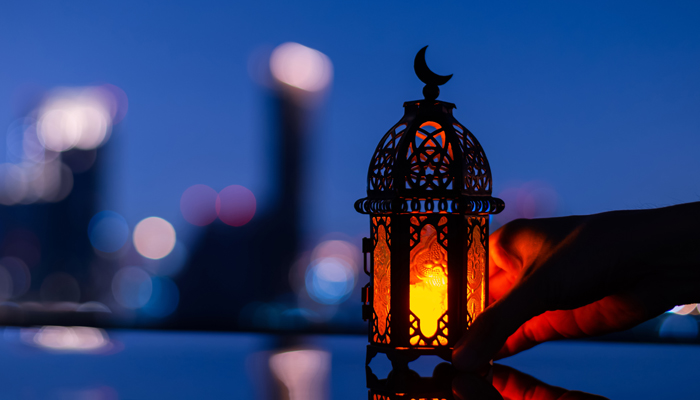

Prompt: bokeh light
xmin=111 ymin=267 xmax=152 ymax=309
xmin=142 ymin=277 xmax=180 ymax=318
xmin=216 ymin=185 xmax=256 ymax=227
xmin=23 ymin=121 xmax=58 ymax=164
xmin=0 ymin=84 xmax=125 ymax=207
xmin=88 ymin=211 xmax=129 ymax=253
xmin=29 ymin=326 xmax=110 ymax=352
xmin=133 ymin=217 xmax=177 ymax=259
xmin=36 ymin=87 xmax=115 ymax=152
xmin=304 ymin=258 xmax=355 ymax=305
xmin=180 ymin=184 xmax=218 ymax=226
xmin=294 ymin=239 xmax=360 ymax=310
xmin=0 ymin=160 xmax=72 ymax=205
xmin=310 ymin=240 xmax=359 ymax=271
xmin=270 ymin=42 xmax=333 ymax=92
xmin=0 ymin=163 xmax=28 ymax=205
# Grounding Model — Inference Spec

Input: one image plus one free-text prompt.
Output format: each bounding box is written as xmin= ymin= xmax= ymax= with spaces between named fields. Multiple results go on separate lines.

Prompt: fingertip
xmin=454 ymin=288 xmax=542 ymax=371
xmin=452 ymin=310 xmax=503 ymax=371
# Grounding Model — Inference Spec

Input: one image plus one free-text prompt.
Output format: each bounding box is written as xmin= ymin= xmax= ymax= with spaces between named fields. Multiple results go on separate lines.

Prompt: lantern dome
xmin=355 ymin=48 xmax=504 ymax=216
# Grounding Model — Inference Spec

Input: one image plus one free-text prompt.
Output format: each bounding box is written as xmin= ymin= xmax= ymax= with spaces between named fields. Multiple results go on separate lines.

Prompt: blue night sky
xmin=1 ymin=1 xmax=699 ymax=245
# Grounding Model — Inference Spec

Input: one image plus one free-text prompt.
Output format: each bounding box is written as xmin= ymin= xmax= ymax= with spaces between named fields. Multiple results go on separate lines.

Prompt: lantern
xmin=356 ymin=47 xmax=504 ymax=368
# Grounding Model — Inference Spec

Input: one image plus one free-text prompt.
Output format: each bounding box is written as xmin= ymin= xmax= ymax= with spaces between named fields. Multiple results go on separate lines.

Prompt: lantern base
xmin=366 ymin=345 xmax=459 ymax=396
xmin=366 ymin=344 xmax=452 ymax=371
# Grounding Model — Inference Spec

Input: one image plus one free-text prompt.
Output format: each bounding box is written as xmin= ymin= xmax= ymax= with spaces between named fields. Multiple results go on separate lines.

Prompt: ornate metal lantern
xmin=356 ymin=47 xmax=504 ymax=367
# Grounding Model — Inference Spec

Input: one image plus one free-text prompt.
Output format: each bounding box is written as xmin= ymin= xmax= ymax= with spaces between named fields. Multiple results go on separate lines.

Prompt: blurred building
xmin=174 ymin=87 xmax=307 ymax=330
xmin=0 ymin=86 xmax=123 ymax=321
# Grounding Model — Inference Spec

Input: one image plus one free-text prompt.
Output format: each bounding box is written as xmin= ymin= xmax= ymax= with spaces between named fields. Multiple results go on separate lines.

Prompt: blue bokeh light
xmin=88 ymin=211 xmax=129 ymax=253
xmin=305 ymin=258 xmax=355 ymax=305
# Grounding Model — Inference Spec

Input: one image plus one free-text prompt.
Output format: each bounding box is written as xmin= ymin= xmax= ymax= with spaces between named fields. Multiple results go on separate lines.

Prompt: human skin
xmin=452 ymin=202 xmax=700 ymax=371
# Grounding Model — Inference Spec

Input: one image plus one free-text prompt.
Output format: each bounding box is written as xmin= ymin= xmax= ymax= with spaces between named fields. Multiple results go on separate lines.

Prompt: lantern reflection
xmin=269 ymin=349 xmax=330 ymax=400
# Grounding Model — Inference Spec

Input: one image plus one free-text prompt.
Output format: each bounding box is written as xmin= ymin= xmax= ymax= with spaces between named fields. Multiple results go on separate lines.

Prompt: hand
xmin=452 ymin=364 xmax=610 ymax=400
xmin=453 ymin=203 xmax=700 ymax=371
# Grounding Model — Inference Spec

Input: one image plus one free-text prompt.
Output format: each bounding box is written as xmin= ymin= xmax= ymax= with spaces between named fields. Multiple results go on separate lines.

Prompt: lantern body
xmin=356 ymin=100 xmax=504 ymax=363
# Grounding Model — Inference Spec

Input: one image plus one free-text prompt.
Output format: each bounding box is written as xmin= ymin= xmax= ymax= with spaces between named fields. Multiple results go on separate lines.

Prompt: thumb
xmin=453 ymin=281 xmax=546 ymax=371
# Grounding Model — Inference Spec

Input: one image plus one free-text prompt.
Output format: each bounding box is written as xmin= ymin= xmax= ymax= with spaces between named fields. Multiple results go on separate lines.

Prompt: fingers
xmin=492 ymin=364 xmax=610 ymax=400
xmin=493 ymin=310 xmax=570 ymax=360
xmin=495 ymin=293 xmax=665 ymax=360
xmin=453 ymin=282 xmax=547 ymax=372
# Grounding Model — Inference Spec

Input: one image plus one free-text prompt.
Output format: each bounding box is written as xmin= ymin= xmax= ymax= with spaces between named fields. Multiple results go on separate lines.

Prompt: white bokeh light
xmin=133 ymin=217 xmax=177 ymax=260
xmin=270 ymin=42 xmax=333 ymax=92
xmin=36 ymin=87 xmax=114 ymax=152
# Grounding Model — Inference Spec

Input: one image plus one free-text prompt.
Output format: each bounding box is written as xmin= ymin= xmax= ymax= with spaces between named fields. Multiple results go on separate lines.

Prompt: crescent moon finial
xmin=414 ymin=46 xmax=453 ymax=100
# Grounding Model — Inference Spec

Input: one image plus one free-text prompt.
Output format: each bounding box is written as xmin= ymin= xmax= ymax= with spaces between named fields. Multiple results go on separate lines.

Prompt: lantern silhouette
xmin=356 ymin=47 xmax=504 ymax=366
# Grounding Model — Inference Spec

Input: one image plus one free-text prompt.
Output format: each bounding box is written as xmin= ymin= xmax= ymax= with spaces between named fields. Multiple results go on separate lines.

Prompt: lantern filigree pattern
xmin=369 ymin=124 xmax=406 ymax=191
xmin=365 ymin=105 xmax=495 ymax=202
xmin=406 ymin=121 xmax=454 ymax=191
xmin=453 ymin=123 xmax=491 ymax=194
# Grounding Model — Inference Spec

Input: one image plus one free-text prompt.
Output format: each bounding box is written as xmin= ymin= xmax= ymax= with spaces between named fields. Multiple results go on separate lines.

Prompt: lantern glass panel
xmin=467 ymin=220 xmax=487 ymax=325
xmin=409 ymin=216 xmax=449 ymax=346
xmin=373 ymin=221 xmax=391 ymax=343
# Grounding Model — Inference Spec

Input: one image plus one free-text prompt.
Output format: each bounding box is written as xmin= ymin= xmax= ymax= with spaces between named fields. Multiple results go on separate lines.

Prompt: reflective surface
xmin=0 ymin=329 xmax=697 ymax=399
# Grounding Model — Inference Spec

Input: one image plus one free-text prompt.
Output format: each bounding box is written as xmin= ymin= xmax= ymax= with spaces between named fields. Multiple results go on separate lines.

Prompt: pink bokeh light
xmin=216 ymin=185 xmax=256 ymax=227
xmin=180 ymin=184 xmax=218 ymax=226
